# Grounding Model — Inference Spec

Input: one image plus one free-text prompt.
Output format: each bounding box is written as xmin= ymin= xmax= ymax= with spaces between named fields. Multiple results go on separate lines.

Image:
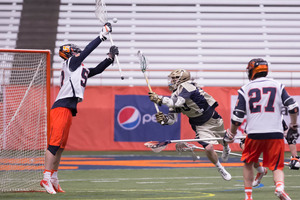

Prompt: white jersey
xmin=238 ymin=77 xmax=284 ymax=134
xmin=55 ymin=57 xmax=90 ymax=102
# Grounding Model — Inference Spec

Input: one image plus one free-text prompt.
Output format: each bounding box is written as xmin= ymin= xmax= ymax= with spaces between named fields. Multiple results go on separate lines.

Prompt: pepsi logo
xmin=117 ymin=106 xmax=141 ymax=130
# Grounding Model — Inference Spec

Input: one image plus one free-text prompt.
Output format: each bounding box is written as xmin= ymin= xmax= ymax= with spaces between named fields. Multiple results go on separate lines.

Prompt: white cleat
xmin=40 ymin=179 xmax=56 ymax=194
xmin=275 ymin=189 xmax=291 ymax=200
xmin=51 ymin=178 xmax=65 ymax=193
xmin=218 ymin=167 xmax=232 ymax=181
xmin=252 ymin=168 xmax=268 ymax=187
xmin=221 ymin=146 xmax=231 ymax=162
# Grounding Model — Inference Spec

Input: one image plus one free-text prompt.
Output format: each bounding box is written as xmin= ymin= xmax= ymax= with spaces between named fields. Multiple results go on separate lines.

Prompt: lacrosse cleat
xmin=275 ymin=189 xmax=291 ymax=200
xmin=40 ymin=179 xmax=56 ymax=194
xmin=51 ymin=178 xmax=65 ymax=193
xmin=252 ymin=168 xmax=268 ymax=187
xmin=221 ymin=145 xmax=231 ymax=162
xmin=218 ymin=167 xmax=232 ymax=181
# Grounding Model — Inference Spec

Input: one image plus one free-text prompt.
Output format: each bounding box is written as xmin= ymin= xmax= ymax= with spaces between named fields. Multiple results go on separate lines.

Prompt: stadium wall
xmin=50 ymin=86 xmax=300 ymax=152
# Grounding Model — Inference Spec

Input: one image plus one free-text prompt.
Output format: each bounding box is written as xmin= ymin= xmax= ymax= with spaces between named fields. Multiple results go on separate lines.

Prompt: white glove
xmin=99 ymin=22 xmax=112 ymax=41
xmin=224 ymin=129 xmax=236 ymax=143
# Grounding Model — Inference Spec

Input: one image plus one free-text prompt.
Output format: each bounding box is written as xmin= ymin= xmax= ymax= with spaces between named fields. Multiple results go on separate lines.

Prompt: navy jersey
xmin=165 ymin=80 xmax=218 ymax=126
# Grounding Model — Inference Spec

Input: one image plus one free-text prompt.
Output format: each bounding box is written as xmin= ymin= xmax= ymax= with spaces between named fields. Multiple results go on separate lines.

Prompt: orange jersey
xmin=241 ymin=136 xmax=285 ymax=171
xmin=48 ymin=107 xmax=72 ymax=148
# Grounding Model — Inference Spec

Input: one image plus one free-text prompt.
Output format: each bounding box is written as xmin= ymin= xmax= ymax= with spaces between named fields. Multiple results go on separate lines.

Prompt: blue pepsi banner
xmin=114 ymin=95 xmax=181 ymax=142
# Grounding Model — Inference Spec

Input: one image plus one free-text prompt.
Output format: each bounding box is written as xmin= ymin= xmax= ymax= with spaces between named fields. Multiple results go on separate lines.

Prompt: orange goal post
xmin=0 ymin=49 xmax=51 ymax=192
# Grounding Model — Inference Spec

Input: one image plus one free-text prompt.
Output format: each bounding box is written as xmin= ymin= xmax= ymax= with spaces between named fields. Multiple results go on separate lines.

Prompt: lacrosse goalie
xmin=40 ymin=23 xmax=119 ymax=194
xmin=148 ymin=69 xmax=232 ymax=181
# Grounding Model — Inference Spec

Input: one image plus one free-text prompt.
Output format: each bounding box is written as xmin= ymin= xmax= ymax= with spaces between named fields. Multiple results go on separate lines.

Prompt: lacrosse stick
xmin=144 ymin=136 xmax=246 ymax=153
xmin=176 ymin=142 xmax=243 ymax=158
xmin=95 ymin=0 xmax=124 ymax=80
xmin=176 ymin=142 xmax=292 ymax=166
xmin=175 ymin=142 xmax=200 ymax=161
xmin=137 ymin=50 xmax=164 ymax=125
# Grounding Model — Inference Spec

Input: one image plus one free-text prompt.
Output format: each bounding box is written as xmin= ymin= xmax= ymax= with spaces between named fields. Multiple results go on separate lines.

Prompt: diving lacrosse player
xmin=148 ymin=69 xmax=232 ymax=181
xmin=226 ymin=58 xmax=298 ymax=200
xmin=40 ymin=23 xmax=119 ymax=194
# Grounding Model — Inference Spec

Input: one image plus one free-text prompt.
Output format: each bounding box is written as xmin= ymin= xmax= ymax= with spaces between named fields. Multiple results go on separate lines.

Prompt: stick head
xmin=175 ymin=142 xmax=192 ymax=153
xmin=175 ymin=142 xmax=200 ymax=161
xmin=144 ymin=141 xmax=168 ymax=153
xmin=137 ymin=50 xmax=148 ymax=73
xmin=95 ymin=0 xmax=108 ymax=24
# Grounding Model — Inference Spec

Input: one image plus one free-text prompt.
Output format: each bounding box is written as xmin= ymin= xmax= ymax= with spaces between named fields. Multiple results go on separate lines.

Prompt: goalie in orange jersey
xmin=40 ymin=23 xmax=119 ymax=194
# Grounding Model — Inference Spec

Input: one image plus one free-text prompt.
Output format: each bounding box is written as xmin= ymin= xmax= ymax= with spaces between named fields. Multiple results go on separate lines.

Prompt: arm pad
xmin=231 ymin=109 xmax=245 ymax=125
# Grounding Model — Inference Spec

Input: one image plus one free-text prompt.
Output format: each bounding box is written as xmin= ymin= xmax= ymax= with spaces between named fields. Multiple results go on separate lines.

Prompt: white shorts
xmin=194 ymin=117 xmax=226 ymax=145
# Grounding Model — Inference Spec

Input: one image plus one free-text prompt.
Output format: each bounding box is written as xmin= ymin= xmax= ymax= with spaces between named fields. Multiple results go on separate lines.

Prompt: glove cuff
xmin=99 ymin=34 xmax=107 ymax=41
xmin=290 ymin=123 xmax=298 ymax=130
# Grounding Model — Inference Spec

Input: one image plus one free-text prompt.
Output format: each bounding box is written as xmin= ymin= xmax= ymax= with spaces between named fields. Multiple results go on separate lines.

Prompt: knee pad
xmin=47 ymin=145 xmax=60 ymax=156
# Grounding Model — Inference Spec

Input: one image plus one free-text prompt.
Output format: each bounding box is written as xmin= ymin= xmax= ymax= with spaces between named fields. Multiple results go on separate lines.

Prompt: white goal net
xmin=0 ymin=49 xmax=50 ymax=192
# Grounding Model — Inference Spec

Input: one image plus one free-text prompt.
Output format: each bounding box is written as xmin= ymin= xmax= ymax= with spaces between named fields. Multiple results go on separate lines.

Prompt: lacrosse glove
xmin=155 ymin=112 xmax=168 ymax=124
xmin=108 ymin=45 xmax=119 ymax=61
xmin=148 ymin=92 xmax=162 ymax=106
xmin=223 ymin=129 xmax=235 ymax=143
xmin=286 ymin=125 xmax=299 ymax=145
xmin=289 ymin=156 xmax=300 ymax=170
xmin=99 ymin=22 xmax=112 ymax=41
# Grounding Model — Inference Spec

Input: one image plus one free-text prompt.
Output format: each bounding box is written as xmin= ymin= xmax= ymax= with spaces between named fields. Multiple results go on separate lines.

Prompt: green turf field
xmin=1 ymin=151 xmax=299 ymax=200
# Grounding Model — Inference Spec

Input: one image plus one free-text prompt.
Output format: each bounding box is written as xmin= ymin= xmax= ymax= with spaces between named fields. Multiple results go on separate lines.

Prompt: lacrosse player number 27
xmin=248 ymin=87 xmax=276 ymax=113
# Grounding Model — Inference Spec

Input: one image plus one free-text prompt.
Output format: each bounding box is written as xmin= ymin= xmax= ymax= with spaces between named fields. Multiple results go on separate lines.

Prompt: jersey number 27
xmin=248 ymin=87 xmax=276 ymax=113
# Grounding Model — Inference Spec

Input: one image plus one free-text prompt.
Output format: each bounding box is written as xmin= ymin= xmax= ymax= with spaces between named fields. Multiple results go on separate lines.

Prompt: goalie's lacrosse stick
xmin=95 ymin=0 xmax=124 ymax=80
xmin=137 ymin=50 xmax=164 ymax=125
xmin=144 ymin=136 xmax=246 ymax=153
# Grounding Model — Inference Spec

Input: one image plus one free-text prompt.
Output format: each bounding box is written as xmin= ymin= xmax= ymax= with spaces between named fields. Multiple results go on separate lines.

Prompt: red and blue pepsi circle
xmin=117 ymin=106 xmax=141 ymax=130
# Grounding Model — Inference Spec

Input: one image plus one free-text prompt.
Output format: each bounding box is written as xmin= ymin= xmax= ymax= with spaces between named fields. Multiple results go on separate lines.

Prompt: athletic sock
xmin=244 ymin=187 xmax=252 ymax=200
xmin=43 ymin=170 xmax=52 ymax=180
xmin=215 ymin=160 xmax=223 ymax=169
xmin=51 ymin=170 xmax=58 ymax=179
xmin=275 ymin=181 xmax=284 ymax=191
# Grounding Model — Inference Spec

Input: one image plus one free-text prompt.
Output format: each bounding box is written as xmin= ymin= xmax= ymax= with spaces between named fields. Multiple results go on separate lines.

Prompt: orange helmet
xmin=59 ymin=44 xmax=82 ymax=60
xmin=247 ymin=58 xmax=268 ymax=80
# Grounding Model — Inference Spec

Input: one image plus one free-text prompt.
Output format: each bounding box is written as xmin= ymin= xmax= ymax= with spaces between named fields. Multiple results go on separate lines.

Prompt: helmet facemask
xmin=59 ymin=44 xmax=82 ymax=60
xmin=167 ymin=69 xmax=190 ymax=91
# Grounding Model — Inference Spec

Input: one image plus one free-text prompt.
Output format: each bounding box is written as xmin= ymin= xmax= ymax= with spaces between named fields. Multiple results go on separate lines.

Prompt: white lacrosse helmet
xmin=168 ymin=69 xmax=191 ymax=91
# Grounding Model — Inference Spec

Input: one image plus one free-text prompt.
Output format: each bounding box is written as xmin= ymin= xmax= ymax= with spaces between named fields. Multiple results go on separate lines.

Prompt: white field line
xmin=60 ymin=174 xmax=300 ymax=183
xmin=136 ymin=182 xmax=166 ymax=184
xmin=186 ymin=183 xmax=213 ymax=185
xmin=59 ymin=175 xmax=244 ymax=182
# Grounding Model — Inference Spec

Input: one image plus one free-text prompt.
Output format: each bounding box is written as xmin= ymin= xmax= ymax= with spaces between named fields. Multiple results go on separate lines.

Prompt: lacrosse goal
xmin=0 ymin=49 xmax=51 ymax=192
